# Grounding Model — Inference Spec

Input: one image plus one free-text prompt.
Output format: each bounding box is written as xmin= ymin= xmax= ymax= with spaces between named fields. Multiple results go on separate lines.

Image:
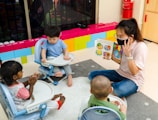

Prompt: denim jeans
xmin=88 ymin=70 xmax=138 ymax=97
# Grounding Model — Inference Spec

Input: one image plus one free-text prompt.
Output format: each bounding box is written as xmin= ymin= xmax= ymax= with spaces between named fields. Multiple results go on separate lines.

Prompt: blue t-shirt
xmin=41 ymin=39 xmax=66 ymax=57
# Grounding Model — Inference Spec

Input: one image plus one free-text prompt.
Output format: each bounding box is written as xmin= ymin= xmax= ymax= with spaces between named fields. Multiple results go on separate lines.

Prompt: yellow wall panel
xmin=74 ymin=35 xmax=90 ymax=50
xmin=106 ymin=30 xmax=116 ymax=41
xmin=31 ymin=47 xmax=35 ymax=54
xmin=21 ymin=56 xmax=27 ymax=64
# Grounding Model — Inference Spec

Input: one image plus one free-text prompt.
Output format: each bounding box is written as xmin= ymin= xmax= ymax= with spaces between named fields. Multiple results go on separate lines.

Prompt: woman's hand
xmin=122 ymin=37 xmax=133 ymax=57
xmin=122 ymin=37 xmax=140 ymax=75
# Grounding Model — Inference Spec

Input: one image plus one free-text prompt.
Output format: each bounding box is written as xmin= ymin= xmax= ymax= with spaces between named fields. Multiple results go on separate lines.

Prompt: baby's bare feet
xmin=58 ymin=96 xmax=66 ymax=110
xmin=52 ymin=93 xmax=62 ymax=100
xmin=60 ymin=96 xmax=65 ymax=103
xmin=67 ymin=74 xmax=72 ymax=87
xmin=55 ymin=71 xmax=63 ymax=77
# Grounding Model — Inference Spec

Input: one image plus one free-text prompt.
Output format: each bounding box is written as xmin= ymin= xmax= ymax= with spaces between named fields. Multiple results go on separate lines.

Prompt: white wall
xmin=133 ymin=0 xmax=145 ymax=29
xmin=98 ymin=0 xmax=145 ymax=29
xmin=98 ymin=0 xmax=122 ymax=23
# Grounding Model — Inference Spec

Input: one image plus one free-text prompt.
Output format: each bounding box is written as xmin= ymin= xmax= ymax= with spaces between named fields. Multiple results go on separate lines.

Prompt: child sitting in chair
xmin=0 ymin=60 xmax=65 ymax=111
xmin=41 ymin=26 xmax=73 ymax=87
xmin=88 ymin=75 xmax=126 ymax=120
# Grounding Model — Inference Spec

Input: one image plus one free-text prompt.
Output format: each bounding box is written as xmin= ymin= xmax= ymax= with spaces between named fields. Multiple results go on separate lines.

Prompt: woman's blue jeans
xmin=88 ymin=70 xmax=138 ymax=98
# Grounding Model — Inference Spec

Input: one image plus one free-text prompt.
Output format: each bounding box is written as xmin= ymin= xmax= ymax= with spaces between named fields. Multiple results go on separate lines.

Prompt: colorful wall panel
xmin=87 ymin=32 xmax=106 ymax=48
xmin=63 ymin=38 xmax=75 ymax=52
xmin=74 ymin=35 xmax=90 ymax=50
xmin=0 ymin=23 xmax=117 ymax=64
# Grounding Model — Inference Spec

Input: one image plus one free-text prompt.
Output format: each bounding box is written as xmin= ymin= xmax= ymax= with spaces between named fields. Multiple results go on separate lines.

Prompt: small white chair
xmin=78 ymin=94 xmax=127 ymax=120
xmin=79 ymin=106 xmax=122 ymax=120
xmin=34 ymin=38 xmax=74 ymax=85
xmin=0 ymin=80 xmax=54 ymax=120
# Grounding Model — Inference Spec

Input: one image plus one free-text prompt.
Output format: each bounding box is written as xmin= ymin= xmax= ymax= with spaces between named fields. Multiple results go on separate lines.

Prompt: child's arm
xmin=23 ymin=80 xmax=29 ymax=87
xmin=41 ymin=49 xmax=47 ymax=63
xmin=28 ymin=84 xmax=34 ymax=99
xmin=27 ymin=73 xmax=39 ymax=99
xmin=111 ymin=101 xmax=126 ymax=120
xmin=63 ymin=49 xmax=70 ymax=60
xmin=119 ymin=103 xmax=127 ymax=115
xmin=112 ymin=101 xmax=127 ymax=115
xmin=23 ymin=73 xmax=40 ymax=87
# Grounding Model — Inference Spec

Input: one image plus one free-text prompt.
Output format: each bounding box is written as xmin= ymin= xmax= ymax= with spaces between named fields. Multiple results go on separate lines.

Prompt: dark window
xmin=0 ymin=0 xmax=96 ymax=42
xmin=29 ymin=0 xmax=96 ymax=39
xmin=0 ymin=0 xmax=28 ymax=42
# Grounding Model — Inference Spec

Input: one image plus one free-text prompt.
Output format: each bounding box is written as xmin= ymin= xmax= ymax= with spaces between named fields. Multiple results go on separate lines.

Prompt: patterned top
xmin=8 ymin=82 xmax=32 ymax=111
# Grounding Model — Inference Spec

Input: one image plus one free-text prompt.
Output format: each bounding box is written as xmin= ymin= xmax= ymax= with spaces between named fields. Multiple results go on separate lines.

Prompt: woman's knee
xmin=88 ymin=71 xmax=94 ymax=80
xmin=112 ymin=86 xmax=126 ymax=97
xmin=112 ymin=83 xmax=138 ymax=97
xmin=88 ymin=70 xmax=104 ymax=80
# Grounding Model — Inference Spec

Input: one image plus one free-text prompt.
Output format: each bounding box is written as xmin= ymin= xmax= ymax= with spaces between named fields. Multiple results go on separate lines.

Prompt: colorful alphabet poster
xmin=95 ymin=39 xmax=114 ymax=60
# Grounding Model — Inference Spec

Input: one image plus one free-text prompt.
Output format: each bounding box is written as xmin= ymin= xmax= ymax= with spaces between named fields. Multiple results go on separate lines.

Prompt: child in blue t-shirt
xmin=41 ymin=26 xmax=73 ymax=87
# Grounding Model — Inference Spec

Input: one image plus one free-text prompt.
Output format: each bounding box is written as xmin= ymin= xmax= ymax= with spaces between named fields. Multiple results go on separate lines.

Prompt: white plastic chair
xmin=79 ymin=106 xmax=122 ymax=120
xmin=0 ymin=80 xmax=54 ymax=120
xmin=78 ymin=94 xmax=127 ymax=120
xmin=34 ymin=38 xmax=74 ymax=85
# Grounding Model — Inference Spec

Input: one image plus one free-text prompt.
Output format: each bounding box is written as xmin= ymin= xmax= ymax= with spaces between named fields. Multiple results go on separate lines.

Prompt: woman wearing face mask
xmin=88 ymin=18 xmax=148 ymax=98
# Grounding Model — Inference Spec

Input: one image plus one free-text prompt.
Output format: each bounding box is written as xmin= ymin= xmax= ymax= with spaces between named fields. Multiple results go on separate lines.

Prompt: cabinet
xmin=145 ymin=0 xmax=158 ymax=12
xmin=142 ymin=0 xmax=158 ymax=43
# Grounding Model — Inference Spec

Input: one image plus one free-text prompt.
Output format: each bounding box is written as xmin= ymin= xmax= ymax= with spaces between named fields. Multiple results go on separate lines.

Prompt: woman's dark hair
xmin=116 ymin=18 xmax=143 ymax=42
xmin=0 ymin=60 xmax=22 ymax=86
xmin=44 ymin=26 xmax=61 ymax=37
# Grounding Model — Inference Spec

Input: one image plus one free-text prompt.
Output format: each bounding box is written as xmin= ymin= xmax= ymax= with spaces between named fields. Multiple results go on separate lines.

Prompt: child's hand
xmin=64 ymin=55 xmax=70 ymax=60
xmin=28 ymin=73 xmax=39 ymax=85
xmin=111 ymin=100 xmax=121 ymax=109
xmin=119 ymin=104 xmax=127 ymax=114
xmin=112 ymin=100 xmax=126 ymax=114
xmin=41 ymin=58 xmax=47 ymax=63
xmin=28 ymin=77 xmax=37 ymax=85
xmin=112 ymin=101 xmax=120 ymax=106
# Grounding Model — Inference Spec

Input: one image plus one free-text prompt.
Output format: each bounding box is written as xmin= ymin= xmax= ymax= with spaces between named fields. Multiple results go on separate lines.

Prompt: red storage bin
xmin=122 ymin=0 xmax=133 ymax=19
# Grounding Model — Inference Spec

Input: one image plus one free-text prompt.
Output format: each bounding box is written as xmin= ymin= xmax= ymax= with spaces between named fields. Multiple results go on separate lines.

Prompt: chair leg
xmin=47 ymin=76 xmax=55 ymax=83
xmin=40 ymin=74 xmax=68 ymax=86
xmin=52 ymin=75 xmax=67 ymax=86
xmin=60 ymin=75 xmax=67 ymax=81
xmin=46 ymin=76 xmax=59 ymax=85
xmin=53 ymin=81 xmax=59 ymax=86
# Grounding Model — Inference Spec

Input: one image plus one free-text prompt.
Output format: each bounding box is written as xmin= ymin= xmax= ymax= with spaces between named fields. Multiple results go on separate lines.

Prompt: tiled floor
xmin=21 ymin=41 xmax=158 ymax=120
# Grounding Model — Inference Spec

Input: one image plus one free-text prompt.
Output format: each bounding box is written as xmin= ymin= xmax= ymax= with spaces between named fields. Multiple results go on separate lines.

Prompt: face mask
xmin=117 ymin=38 xmax=128 ymax=45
